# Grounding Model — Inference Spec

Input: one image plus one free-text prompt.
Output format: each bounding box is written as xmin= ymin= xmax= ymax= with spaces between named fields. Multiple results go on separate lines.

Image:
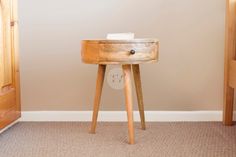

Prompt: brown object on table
xmin=223 ymin=0 xmax=236 ymax=126
xmin=81 ymin=39 xmax=159 ymax=144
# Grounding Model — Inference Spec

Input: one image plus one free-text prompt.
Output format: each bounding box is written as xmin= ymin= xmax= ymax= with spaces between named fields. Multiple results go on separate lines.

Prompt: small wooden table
xmin=81 ymin=39 xmax=159 ymax=144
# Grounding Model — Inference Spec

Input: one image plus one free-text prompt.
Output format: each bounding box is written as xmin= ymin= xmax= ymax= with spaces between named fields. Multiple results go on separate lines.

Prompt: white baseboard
xmin=19 ymin=111 xmax=236 ymax=122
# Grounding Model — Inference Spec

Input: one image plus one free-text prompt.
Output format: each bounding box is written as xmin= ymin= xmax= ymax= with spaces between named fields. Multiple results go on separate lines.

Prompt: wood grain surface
xmin=81 ymin=39 xmax=159 ymax=64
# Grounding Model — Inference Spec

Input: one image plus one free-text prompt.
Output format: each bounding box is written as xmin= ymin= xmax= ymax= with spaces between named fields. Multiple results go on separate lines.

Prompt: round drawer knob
xmin=130 ymin=49 xmax=136 ymax=55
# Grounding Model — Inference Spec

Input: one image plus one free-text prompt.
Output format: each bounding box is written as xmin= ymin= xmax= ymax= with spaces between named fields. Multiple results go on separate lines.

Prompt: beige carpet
xmin=0 ymin=122 xmax=235 ymax=157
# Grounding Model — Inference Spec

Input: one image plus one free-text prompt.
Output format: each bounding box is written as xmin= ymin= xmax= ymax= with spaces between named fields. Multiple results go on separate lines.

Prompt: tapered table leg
xmin=122 ymin=64 xmax=135 ymax=144
xmin=223 ymin=86 xmax=234 ymax=125
xmin=223 ymin=0 xmax=235 ymax=126
xmin=132 ymin=64 xmax=146 ymax=130
xmin=90 ymin=64 xmax=106 ymax=133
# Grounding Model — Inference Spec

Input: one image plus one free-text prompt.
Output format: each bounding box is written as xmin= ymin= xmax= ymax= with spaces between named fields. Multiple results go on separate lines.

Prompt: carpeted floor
xmin=0 ymin=122 xmax=235 ymax=157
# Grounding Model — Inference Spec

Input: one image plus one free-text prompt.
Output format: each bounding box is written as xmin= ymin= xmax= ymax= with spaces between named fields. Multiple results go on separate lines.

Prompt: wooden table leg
xmin=223 ymin=86 xmax=234 ymax=126
xmin=223 ymin=0 xmax=235 ymax=126
xmin=122 ymin=64 xmax=135 ymax=144
xmin=132 ymin=64 xmax=146 ymax=130
xmin=90 ymin=64 xmax=106 ymax=133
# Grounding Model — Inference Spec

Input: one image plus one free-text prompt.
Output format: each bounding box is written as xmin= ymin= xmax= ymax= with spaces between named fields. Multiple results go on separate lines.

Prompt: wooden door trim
xmin=0 ymin=0 xmax=20 ymax=130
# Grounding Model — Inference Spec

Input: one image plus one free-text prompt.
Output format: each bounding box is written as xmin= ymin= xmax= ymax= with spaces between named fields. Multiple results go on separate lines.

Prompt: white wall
xmin=19 ymin=0 xmax=228 ymax=111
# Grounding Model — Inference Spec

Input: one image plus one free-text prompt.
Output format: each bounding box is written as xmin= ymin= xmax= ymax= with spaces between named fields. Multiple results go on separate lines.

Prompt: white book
xmin=106 ymin=33 xmax=135 ymax=40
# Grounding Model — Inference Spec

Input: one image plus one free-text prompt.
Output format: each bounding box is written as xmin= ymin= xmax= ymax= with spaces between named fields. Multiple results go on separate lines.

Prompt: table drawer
xmin=81 ymin=39 xmax=159 ymax=64
xmin=99 ymin=43 xmax=158 ymax=64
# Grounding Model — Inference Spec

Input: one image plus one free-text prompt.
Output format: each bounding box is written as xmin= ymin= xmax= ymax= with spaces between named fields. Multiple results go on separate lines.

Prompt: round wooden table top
xmin=81 ymin=39 xmax=159 ymax=64
xmin=82 ymin=38 xmax=159 ymax=44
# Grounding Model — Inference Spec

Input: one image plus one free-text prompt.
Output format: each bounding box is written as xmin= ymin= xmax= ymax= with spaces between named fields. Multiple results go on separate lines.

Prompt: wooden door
xmin=0 ymin=0 xmax=20 ymax=130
